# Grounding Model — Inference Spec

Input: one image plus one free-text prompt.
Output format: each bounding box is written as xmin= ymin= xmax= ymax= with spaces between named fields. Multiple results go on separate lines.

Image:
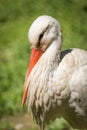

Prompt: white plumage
xmin=23 ymin=15 xmax=87 ymax=130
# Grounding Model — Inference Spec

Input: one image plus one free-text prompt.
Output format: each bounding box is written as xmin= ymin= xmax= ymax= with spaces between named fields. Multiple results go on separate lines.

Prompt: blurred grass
xmin=0 ymin=0 xmax=87 ymax=129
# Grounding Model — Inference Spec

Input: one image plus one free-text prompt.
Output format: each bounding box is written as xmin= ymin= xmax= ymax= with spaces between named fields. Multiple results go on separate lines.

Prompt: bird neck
xmin=27 ymin=38 xmax=62 ymax=114
xmin=42 ymin=38 xmax=62 ymax=67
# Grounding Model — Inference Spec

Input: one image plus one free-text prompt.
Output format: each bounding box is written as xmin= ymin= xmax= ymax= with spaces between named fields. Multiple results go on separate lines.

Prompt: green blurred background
xmin=0 ymin=0 xmax=87 ymax=130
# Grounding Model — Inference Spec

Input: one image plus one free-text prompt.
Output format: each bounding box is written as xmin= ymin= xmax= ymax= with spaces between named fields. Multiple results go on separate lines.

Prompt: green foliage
xmin=48 ymin=118 xmax=74 ymax=130
xmin=0 ymin=0 xmax=87 ymax=129
xmin=0 ymin=19 xmax=29 ymax=116
xmin=0 ymin=120 xmax=14 ymax=130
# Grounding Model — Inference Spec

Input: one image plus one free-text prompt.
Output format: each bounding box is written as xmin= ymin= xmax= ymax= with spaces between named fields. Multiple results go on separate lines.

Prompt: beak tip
xmin=22 ymin=87 xmax=28 ymax=107
xmin=21 ymin=97 xmax=25 ymax=107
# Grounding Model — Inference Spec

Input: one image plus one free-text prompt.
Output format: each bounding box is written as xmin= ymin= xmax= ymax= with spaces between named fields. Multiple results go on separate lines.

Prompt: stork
xmin=22 ymin=15 xmax=87 ymax=130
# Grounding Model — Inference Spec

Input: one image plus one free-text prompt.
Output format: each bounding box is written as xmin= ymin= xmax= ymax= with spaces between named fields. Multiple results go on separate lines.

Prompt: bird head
xmin=28 ymin=15 xmax=62 ymax=52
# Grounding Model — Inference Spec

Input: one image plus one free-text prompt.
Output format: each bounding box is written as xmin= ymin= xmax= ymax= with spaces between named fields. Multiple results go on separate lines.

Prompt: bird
xmin=22 ymin=15 xmax=87 ymax=130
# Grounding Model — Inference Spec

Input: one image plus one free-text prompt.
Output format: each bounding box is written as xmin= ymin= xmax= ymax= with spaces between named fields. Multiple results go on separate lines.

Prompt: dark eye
xmin=39 ymin=33 xmax=44 ymax=42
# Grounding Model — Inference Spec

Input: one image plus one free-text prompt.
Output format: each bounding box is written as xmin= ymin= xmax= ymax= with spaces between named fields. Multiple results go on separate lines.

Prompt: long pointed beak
xmin=22 ymin=48 xmax=42 ymax=106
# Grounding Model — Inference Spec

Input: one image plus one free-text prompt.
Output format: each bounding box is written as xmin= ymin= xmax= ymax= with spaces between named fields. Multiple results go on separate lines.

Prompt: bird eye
xmin=39 ymin=33 xmax=44 ymax=42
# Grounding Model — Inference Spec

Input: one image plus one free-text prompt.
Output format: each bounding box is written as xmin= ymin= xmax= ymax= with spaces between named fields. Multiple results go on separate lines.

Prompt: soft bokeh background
xmin=0 ymin=0 xmax=87 ymax=130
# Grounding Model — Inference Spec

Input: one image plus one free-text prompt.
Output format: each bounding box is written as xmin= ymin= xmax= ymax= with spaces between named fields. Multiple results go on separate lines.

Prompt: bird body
xmin=22 ymin=16 xmax=87 ymax=129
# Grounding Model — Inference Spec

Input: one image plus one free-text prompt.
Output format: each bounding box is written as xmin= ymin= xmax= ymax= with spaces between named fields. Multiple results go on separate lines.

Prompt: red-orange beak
xmin=22 ymin=48 xmax=42 ymax=106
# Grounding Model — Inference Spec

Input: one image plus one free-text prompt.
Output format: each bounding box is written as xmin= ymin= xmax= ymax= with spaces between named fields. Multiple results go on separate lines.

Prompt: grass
xmin=0 ymin=0 xmax=87 ymax=129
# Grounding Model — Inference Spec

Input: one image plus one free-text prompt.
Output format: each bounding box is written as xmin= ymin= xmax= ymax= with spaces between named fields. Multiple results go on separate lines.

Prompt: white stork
xmin=22 ymin=15 xmax=87 ymax=130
